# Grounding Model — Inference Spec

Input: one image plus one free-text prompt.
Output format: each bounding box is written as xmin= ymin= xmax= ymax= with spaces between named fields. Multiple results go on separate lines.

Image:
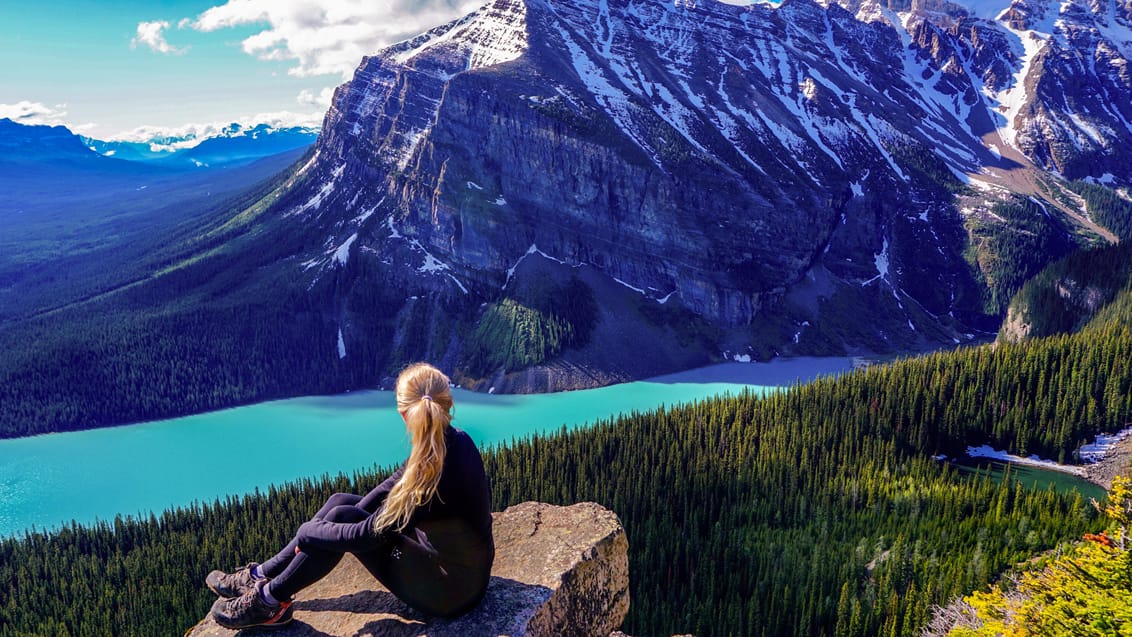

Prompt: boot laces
xmin=229 ymin=590 xmax=260 ymax=614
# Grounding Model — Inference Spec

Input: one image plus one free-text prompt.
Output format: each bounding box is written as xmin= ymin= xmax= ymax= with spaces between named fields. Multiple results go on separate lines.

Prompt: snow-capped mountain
xmin=844 ymin=0 xmax=1132 ymax=181
xmin=140 ymin=0 xmax=1132 ymax=388
xmin=84 ymin=123 xmax=318 ymax=168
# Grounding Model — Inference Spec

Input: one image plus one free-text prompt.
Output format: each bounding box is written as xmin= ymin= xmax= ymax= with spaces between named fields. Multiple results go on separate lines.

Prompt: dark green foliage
xmin=0 ymin=300 xmax=340 ymax=438
xmin=1085 ymin=287 xmax=1132 ymax=334
xmin=1068 ymin=181 xmax=1132 ymax=240
xmin=3 ymin=327 xmax=1129 ymax=636
xmin=0 ymin=149 xmax=308 ymax=323
xmin=889 ymin=143 xmax=968 ymax=198
xmin=0 ymin=146 xmax=367 ymax=438
xmin=0 ymin=221 xmax=348 ymax=438
xmin=0 ymin=472 xmax=376 ymax=637
xmin=462 ymin=278 xmax=597 ymax=376
xmin=964 ymin=197 xmax=1078 ymax=315
xmin=463 ymin=299 xmax=576 ymax=374
xmin=866 ymin=327 xmax=1132 ymax=462
xmin=1002 ymin=241 xmax=1132 ymax=341
xmin=488 ymin=382 xmax=1100 ymax=637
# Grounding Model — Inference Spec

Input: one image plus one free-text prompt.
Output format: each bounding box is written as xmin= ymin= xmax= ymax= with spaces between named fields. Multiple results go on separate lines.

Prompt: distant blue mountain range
xmin=0 ymin=117 xmax=313 ymax=322
xmin=0 ymin=118 xmax=317 ymax=214
xmin=82 ymin=122 xmax=318 ymax=169
xmin=0 ymin=118 xmax=317 ymax=170
xmin=0 ymin=118 xmax=120 ymax=166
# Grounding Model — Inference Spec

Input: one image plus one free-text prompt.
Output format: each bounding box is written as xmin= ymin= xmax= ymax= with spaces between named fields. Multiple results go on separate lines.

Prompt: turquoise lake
xmin=0 ymin=358 xmax=858 ymax=538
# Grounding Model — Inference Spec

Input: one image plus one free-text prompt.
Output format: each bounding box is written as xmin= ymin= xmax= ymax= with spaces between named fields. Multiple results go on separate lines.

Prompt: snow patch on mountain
xmin=553 ymin=21 xmax=660 ymax=165
xmin=652 ymin=82 xmax=711 ymax=155
xmin=863 ymin=237 xmax=891 ymax=285
xmin=332 ymin=234 xmax=357 ymax=266
xmin=352 ymin=201 xmax=383 ymax=225
xmin=400 ymin=238 xmax=469 ymax=294
xmin=292 ymin=164 xmax=345 ymax=215
xmin=390 ymin=0 xmax=528 ymax=74
xmin=993 ymin=27 xmax=1048 ymax=148
xmin=504 ymin=243 xmax=575 ymax=288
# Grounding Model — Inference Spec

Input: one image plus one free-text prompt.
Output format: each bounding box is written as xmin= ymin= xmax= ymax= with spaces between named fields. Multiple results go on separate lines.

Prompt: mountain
xmin=83 ymin=123 xmax=318 ymax=168
xmin=0 ymin=117 xmax=311 ymax=324
xmin=80 ymin=138 xmax=171 ymax=163
xmin=4 ymin=0 xmax=1132 ymax=436
xmin=999 ymin=239 xmax=1132 ymax=342
xmin=0 ymin=118 xmax=127 ymax=166
xmin=0 ymin=118 xmax=183 ymax=227
xmin=259 ymin=0 xmax=1129 ymax=383
xmin=175 ymin=124 xmax=319 ymax=167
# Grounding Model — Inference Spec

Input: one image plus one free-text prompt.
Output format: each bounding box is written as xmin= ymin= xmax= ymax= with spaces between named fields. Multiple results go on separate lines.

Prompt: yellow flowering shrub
xmin=950 ymin=476 xmax=1132 ymax=636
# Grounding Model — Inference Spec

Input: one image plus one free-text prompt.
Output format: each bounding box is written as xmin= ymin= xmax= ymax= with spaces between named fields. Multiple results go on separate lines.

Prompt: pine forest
xmin=2 ymin=326 xmax=1130 ymax=636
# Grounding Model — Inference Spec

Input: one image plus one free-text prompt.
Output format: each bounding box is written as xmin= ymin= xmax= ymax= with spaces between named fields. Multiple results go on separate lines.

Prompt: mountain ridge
xmin=82 ymin=122 xmax=318 ymax=168
xmin=270 ymin=0 xmax=1128 ymax=376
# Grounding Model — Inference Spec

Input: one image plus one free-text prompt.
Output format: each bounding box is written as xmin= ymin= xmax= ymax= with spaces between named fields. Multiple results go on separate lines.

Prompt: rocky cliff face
xmin=216 ymin=0 xmax=1130 ymax=386
xmin=858 ymin=0 xmax=1132 ymax=181
xmin=187 ymin=502 xmax=630 ymax=637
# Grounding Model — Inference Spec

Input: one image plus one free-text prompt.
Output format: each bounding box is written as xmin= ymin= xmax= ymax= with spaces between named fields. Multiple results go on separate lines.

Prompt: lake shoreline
xmin=965 ymin=426 xmax=1132 ymax=491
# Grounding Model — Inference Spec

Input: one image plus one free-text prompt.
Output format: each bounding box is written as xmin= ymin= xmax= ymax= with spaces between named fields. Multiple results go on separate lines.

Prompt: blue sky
xmin=0 ymin=0 xmax=480 ymax=140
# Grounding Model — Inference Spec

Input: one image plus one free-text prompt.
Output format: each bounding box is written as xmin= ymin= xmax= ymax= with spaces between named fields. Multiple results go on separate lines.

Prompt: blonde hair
xmin=373 ymin=362 xmax=453 ymax=534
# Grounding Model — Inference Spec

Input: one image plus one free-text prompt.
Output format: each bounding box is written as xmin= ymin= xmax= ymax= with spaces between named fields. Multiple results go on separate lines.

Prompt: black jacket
xmin=294 ymin=425 xmax=493 ymax=554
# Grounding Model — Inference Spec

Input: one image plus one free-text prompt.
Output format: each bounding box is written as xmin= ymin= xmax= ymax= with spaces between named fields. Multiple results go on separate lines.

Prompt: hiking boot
xmin=211 ymin=580 xmax=294 ymax=629
xmin=206 ymin=563 xmax=260 ymax=598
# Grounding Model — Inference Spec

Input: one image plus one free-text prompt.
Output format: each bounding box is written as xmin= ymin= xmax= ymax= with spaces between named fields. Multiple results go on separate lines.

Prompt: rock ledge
xmin=187 ymin=501 xmax=629 ymax=636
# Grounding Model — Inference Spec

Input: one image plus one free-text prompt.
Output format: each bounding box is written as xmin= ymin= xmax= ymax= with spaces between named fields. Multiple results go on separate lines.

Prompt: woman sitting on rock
xmin=205 ymin=362 xmax=495 ymax=629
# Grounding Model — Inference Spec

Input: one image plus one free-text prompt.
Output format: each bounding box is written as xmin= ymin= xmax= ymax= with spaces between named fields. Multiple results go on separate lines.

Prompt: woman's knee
xmin=315 ymin=493 xmax=362 ymax=519
xmin=327 ymin=492 xmax=362 ymax=507
xmin=324 ymin=504 xmax=371 ymax=524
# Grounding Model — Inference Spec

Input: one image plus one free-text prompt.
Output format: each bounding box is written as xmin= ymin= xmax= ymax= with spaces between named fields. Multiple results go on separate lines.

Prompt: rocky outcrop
xmin=998 ymin=303 xmax=1033 ymax=342
xmin=186 ymin=502 xmax=629 ymax=637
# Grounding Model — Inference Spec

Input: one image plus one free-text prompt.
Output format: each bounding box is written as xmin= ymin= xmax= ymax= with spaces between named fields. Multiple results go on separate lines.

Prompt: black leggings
xmin=260 ymin=493 xmax=491 ymax=618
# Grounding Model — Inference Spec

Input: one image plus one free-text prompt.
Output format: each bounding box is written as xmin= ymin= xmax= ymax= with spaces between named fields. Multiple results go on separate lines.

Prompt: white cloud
xmin=0 ymin=101 xmax=70 ymax=126
xmin=297 ymin=86 xmax=336 ymax=108
xmin=132 ymin=20 xmax=188 ymax=55
xmin=244 ymin=110 xmax=326 ymax=130
xmin=69 ymin=122 xmax=99 ymax=134
xmin=188 ymin=0 xmax=482 ymax=78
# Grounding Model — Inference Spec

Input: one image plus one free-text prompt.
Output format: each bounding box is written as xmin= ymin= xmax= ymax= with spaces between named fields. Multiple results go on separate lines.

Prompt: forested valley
xmin=930 ymin=476 xmax=1132 ymax=635
xmin=2 ymin=325 xmax=1130 ymax=636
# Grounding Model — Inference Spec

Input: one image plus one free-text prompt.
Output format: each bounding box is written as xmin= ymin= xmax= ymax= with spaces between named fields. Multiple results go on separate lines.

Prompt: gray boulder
xmin=186 ymin=501 xmax=629 ymax=637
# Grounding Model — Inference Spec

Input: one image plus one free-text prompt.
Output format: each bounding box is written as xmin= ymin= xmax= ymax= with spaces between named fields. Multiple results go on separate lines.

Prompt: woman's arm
xmin=294 ymin=463 xmax=406 ymax=552
xmin=358 ymin=463 xmax=405 ymax=513
xmin=295 ymin=512 xmax=384 ymax=553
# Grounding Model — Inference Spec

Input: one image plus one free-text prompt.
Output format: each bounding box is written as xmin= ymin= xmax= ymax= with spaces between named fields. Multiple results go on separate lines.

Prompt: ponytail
xmin=374 ymin=363 xmax=453 ymax=534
